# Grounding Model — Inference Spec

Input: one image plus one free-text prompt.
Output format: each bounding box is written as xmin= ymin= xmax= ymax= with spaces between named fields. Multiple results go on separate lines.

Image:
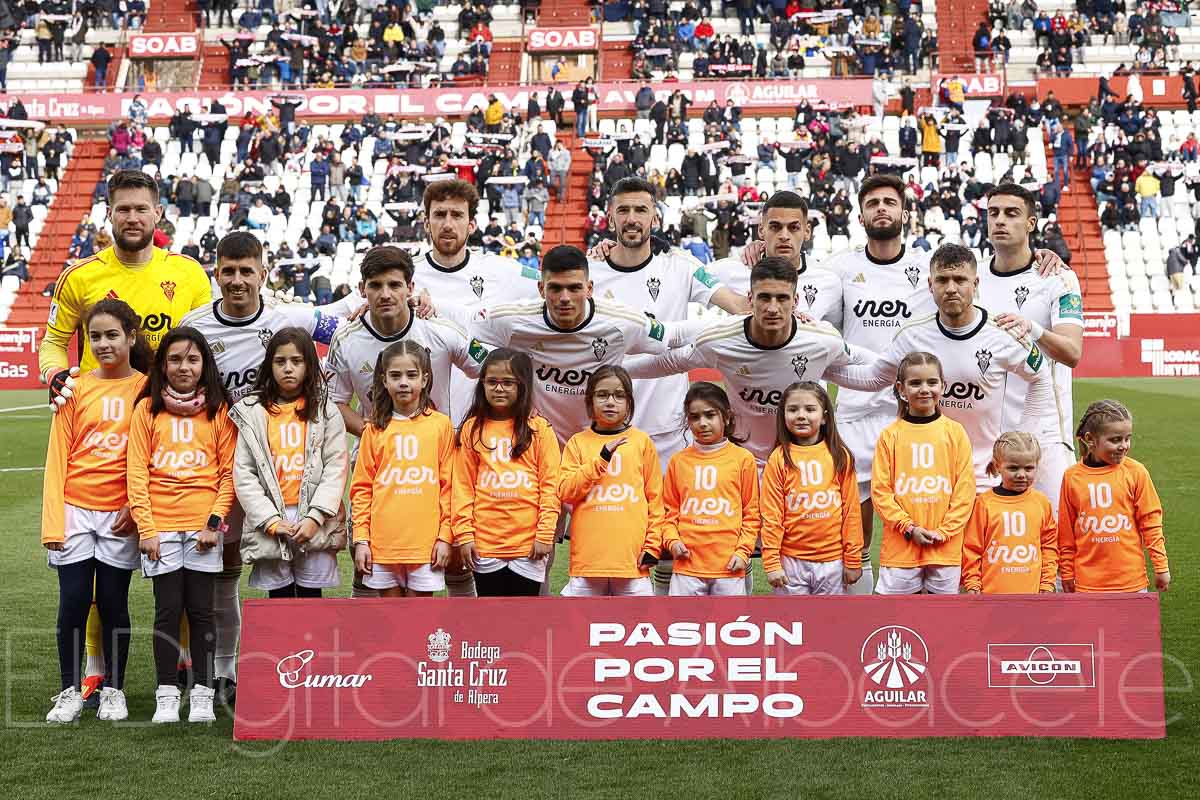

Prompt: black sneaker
xmin=81 ymin=675 xmax=103 ymax=709
xmin=214 ymin=677 xmax=237 ymax=709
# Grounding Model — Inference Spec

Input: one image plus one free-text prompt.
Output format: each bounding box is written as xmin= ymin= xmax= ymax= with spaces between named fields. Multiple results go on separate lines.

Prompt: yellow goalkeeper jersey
xmin=39 ymin=246 xmax=211 ymax=375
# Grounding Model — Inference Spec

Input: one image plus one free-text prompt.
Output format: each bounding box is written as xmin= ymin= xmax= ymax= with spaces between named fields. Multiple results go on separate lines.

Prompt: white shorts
xmin=141 ymin=531 xmax=224 ymax=577
xmin=363 ymin=562 xmax=445 ymax=592
xmin=475 ymin=556 xmax=547 ymax=584
xmin=876 ymin=565 xmax=962 ymax=595
xmin=772 ymin=555 xmax=846 ymax=595
xmin=650 ymin=428 xmax=688 ymax=474
xmin=561 ymin=576 xmax=653 ymax=597
xmin=669 ymin=573 xmax=746 ymax=596
xmin=247 ymin=506 xmax=340 ymax=590
xmin=1035 ymin=442 xmax=1074 ymax=515
xmin=842 ymin=414 xmax=894 ymax=489
xmin=48 ymin=505 xmax=140 ymax=571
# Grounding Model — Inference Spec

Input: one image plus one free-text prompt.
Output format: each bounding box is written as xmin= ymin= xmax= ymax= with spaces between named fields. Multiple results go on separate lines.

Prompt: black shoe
xmin=214 ymin=677 xmax=237 ymax=709
xmin=81 ymin=675 xmax=104 ymax=709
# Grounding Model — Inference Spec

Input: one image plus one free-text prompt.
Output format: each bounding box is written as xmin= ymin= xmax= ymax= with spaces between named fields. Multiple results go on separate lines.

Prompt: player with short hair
xmin=825 ymin=243 xmax=1054 ymax=487
xmin=979 ymin=183 xmax=1084 ymax=510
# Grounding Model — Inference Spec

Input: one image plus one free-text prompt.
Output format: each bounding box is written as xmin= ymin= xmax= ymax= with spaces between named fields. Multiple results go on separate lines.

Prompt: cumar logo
xmin=987 ymin=643 xmax=1095 ymax=688
xmin=861 ymin=626 xmax=930 ymax=708
xmin=276 ymin=650 xmax=373 ymax=689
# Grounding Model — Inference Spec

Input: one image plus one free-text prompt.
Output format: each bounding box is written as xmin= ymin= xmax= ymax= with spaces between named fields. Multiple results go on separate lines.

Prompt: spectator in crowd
xmin=12 ymin=195 xmax=32 ymax=248
xmin=1167 ymin=243 xmax=1190 ymax=292
xmin=1136 ymin=166 xmax=1161 ymax=218
xmin=91 ymin=43 xmax=111 ymax=89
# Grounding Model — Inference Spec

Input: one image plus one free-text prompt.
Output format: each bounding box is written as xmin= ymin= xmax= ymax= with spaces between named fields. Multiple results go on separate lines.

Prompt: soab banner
xmin=233 ymin=595 xmax=1165 ymax=741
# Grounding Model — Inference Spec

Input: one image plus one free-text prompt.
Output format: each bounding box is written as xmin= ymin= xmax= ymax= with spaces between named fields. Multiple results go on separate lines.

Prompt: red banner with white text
xmin=0 ymin=327 xmax=42 ymax=389
xmin=1076 ymin=312 xmax=1200 ymax=378
xmin=0 ymin=79 xmax=872 ymax=124
xmin=232 ymin=595 xmax=1164 ymax=741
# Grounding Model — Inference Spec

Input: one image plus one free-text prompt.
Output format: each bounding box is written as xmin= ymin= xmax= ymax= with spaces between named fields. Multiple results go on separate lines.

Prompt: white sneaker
xmin=46 ymin=687 xmax=83 ymax=724
xmin=97 ymin=687 xmax=128 ymax=721
xmin=188 ymin=684 xmax=216 ymax=723
xmin=152 ymin=685 xmax=181 ymax=724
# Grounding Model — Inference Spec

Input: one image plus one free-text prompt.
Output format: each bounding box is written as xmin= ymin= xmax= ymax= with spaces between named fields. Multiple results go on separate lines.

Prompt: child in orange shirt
xmin=350 ymin=340 xmax=453 ymax=597
xmin=762 ymin=381 xmax=862 ymax=595
xmin=662 ymin=382 xmax=759 ymax=596
xmin=962 ymin=432 xmax=1058 ymax=594
xmin=558 ymin=366 xmax=663 ymax=597
xmin=872 ymin=352 xmax=976 ymax=595
xmin=232 ymin=329 xmax=348 ymax=600
xmin=42 ymin=300 xmax=151 ymax=724
xmin=127 ymin=327 xmax=236 ymax=724
xmin=1059 ymin=400 xmax=1170 ymax=594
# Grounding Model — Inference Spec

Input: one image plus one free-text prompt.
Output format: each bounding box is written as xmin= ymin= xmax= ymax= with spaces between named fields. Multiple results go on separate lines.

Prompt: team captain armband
xmin=1026 ymin=342 xmax=1044 ymax=372
xmin=693 ymin=266 xmax=719 ymax=289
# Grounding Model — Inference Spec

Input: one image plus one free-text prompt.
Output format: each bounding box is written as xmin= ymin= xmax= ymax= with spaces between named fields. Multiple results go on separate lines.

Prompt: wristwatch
xmin=208 ymin=514 xmax=223 ymax=531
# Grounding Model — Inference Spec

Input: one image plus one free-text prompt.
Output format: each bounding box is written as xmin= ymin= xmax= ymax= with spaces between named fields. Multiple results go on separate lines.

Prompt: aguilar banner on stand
xmin=232 ymin=595 xmax=1165 ymax=741
xmin=0 ymin=79 xmax=872 ymax=124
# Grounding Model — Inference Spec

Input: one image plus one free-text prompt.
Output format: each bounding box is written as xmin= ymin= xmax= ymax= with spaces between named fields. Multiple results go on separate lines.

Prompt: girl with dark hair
xmin=661 ymin=383 xmax=759 ymax=597
xmin=350 ymin=340 xmax=453 ymax=597
xmin=231 ymin=328 xmax=349 ymax=600
xmin=127 ymin=326 xmax=235 ymax=724
xmin=452 ymin=349 xmax=561 ymax=597
xmin=43 ymin=299 xmax=149 ymax=724
xmin=558 ymin=366 xmax=663 ymax=597
xmin=761 ymin=382 xmax=862 ymax=596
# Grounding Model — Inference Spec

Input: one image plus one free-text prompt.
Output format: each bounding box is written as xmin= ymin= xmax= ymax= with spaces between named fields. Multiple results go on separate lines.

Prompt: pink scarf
xmin=163 ymin=385 xmax=206 ymax=417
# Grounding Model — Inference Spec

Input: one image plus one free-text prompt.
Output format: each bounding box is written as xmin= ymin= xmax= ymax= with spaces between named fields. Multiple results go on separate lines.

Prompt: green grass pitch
xmin=0 ymin=379 xmax=1196 ymax=800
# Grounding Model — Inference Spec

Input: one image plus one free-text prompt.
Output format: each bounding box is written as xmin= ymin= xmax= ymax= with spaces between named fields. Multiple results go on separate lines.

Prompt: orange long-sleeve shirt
xmin=872 ymin=414 xmax=977 ymax=568
xmin=1058 ymin=457 xmax=1167 ymax=592
xmin=350 ymin=411 xmax=454 ymax=565
xmin=126 ymin=399 xmax=236 ymax=538
xmin=760 ymin=442 xmax=862 ymax=574
xmin=961 ymin=488 xmax=1058 ymax=593
xmin=41 ymin=372 xmax=146 ymax=545
xmin=452 ymin=415 xmax=562 ymax=556
xmin=662 ymin=441 xmax=760 ymax=579
xmin=558 ymin=426 xmax=663 ymax=579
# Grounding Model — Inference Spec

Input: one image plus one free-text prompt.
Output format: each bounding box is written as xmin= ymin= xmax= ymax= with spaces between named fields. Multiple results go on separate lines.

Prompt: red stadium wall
xmin=1037 ymin=75 xmax=1186 ymax=107
xmin=1076 ymin=313 xmax=1200 ymax=378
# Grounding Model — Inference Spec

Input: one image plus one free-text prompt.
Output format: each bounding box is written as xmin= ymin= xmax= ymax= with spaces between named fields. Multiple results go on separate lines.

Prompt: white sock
xmin=213 ymin=568 xmax=242 ymax=682
xmin=445 ymin=569 xmax=477 ymax=598
xmin=84 ymin=654 xmax=105 ymax=679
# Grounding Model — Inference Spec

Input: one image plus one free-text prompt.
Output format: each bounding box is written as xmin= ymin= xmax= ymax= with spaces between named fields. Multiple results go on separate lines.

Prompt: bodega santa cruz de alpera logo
xmin=860 ymin=625 xmax=930 ymax=708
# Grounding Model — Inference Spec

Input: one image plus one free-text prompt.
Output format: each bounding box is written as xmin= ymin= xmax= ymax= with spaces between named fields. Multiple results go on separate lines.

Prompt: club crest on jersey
xmin=470 ymin=275 xmax=485 ymax=299
xmin=591 ymin=337 xmax=609 ymax=360
xmin=803 ymin=284 xmax=818 ymax=308
xmin=975 ymin=349 xmax=993 ymax=377
xmin=1014 ymin=286 xmax=1029 ymax=309
xmin=646 ymin=277 xmax=661 ymax=301
xmin=905 ymin=264 xmax=920 ymax=288
xmin=258 ymin=328 xmax=274 ymax=348
xmin=160 ymin=281 xmax=176 ymax=301
xmin=791 ymin=354 xmax=809 ymax=379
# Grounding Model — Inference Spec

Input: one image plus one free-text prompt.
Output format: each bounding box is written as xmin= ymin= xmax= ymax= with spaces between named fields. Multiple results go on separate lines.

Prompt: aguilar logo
xmin=975 ymin=349 xmax=992 ymax=377
xmin=861 ymin=626 xmax=930 ymax=707
xmin=592 ymin=337 xmax=609 ymax=360
xmin=160 ymin=281 xmax=176 ymax=301
xmin=428 ymin=628 xmax=452 ymax=663
xmin=1014 ymin=286 xmax=1029 ymax=309
xmin=803 ymin=284 xmax=817 ymax=308
xmin=905 ymin=264 xmax=920 ymax=288
xmin=791 ymin=354 xmax=809 ymax=379
xmin=276 ymin=649 xmax=373 ymax=689
xmin=470 ymin=275 xmax=485 ymax=298
xmin=647 ymin=277 xmax=661 ymax=301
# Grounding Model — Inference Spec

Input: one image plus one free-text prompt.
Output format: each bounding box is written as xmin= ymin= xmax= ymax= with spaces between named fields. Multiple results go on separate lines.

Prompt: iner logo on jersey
xmin=942 ymin=382 xmax=986 ymax=406
xmin=143 ymin=313 xmax=172 ymax=333
xmin=536 ymin=364 xmax=592 ymax=390
xmin=853 ymin=299 xmax=911 ymax=326
xmin=224 ymin=367 xmax=259 ymax=394
xmin=739 ymin=387 xmax=784 ymax=407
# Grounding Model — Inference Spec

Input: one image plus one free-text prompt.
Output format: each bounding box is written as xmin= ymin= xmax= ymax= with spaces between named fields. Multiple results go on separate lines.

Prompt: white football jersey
xmin=626 ymin=316 xmax=854 ymax=464
xmin=181 ymin=298 xmax=342 ymax=402
xmin=825 ymin=308 xmax=1050 ymax=486
xmin=469 ymin=298 xmax=676 ymax=445
xmin=326 ymin=313 xmax=485 ymax=426
xmin=824 ymin=245 xmax=936 ymax=421
xmin=708 ymin=253 xmax=843 ymax=324
xmin=978 ymin=259 xmax=1083 ymax=446
xmin=589 ymin=248 xmax=721 ymax=436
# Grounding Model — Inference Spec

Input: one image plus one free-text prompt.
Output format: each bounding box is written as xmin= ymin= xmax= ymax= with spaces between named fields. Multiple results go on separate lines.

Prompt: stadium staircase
xmin=1042 ymin=140 xmax=1111 ymax=311
xmin=534 ymin=0 xmax=593 ymax=26
xmin=936 ymin=0 xmax=987 ymax=74
xmin=489 ymin=40 xmax=525 ymax=83
xmin=198 ymin=44 xmax=231 ymax=89
xmin=143 ymin=0 xmax=200 ymax=32
xmin=6 ymin=140 xmax=111 ymax=327
xmin=542 ymin=131 xmax=594 ymax=250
